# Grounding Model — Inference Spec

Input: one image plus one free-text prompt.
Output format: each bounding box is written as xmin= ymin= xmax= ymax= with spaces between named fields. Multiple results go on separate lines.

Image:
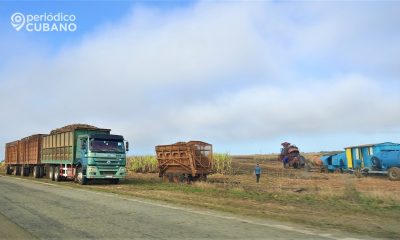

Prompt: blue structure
xmin=321 ymin=152 xmax=347 ymax=172
xmin=344 ymin=142 xmax=400 ymax=170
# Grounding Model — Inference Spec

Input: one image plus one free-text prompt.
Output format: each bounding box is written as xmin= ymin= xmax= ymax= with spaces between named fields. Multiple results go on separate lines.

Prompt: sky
xmin=0 ymin=1 xmax=400 ymax=157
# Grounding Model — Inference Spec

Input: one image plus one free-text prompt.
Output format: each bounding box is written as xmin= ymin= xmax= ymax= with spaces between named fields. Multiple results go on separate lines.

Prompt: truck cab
xmin=77 ymin=133 xmax=128 ymax=184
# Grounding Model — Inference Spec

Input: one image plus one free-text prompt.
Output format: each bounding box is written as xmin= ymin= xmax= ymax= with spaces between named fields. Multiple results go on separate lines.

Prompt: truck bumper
xmin=86 ymin=166 xmax=127 ymax=179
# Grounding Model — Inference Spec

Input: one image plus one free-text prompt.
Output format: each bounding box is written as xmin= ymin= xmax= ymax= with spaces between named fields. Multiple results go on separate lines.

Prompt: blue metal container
xmin=321 ymin=152 xmax=347 ymax=172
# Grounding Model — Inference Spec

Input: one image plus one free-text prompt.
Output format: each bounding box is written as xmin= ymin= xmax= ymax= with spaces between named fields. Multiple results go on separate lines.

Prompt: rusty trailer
xmin=5 ymin=140 xmax=20 ymax=175
xmin=155 ymin=141 xmax=213 ymax=183
xmin=5 ymin=134 xmax=46 ymax=177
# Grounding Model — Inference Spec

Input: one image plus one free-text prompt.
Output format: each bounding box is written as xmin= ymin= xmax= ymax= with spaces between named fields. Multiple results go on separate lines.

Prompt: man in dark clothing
xmin=254 ymin=163 xmax=261 ymax=183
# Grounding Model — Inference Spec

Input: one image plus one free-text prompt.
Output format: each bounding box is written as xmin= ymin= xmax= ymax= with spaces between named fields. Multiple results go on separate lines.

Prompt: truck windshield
xmin=90 ymin=139 xmax=125 ymax=153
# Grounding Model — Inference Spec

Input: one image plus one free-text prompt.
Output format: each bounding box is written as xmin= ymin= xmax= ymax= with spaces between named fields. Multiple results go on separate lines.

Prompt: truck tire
xmin=33 ymin=166 xmax=40 ymax=178
xmin=6 ymin=165 xmax=11 ymax=175
xmin=23 ymin=167 xmax=29 ymax=177
xmin=15 ymin=166 xmax=21 ymax=176
xmin=54 ymin=166 xmax=61 ymax=182
xmin=388 ymin=167 xmax=400 ymax=181
xmin=39 ymin=166 xmax=44 ymax=178
xmin=49 ymin=166 xmax=55 ymax=181
xmin=76 ymin=166 xmax=87 ymax=185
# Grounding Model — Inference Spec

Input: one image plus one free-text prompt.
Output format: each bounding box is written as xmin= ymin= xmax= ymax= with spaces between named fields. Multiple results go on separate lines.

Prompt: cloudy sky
xmin=0 ymin=1 xmax=399 ymax=157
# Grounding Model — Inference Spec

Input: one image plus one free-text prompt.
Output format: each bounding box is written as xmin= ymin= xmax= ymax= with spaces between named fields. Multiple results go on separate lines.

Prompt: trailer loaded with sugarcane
xmin=155 ymin=141 xmax=213 ymax=183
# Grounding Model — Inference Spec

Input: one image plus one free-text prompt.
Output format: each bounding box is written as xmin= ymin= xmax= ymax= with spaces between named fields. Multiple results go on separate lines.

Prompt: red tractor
xmin=278 ymin=142 xmax=305 ymax=169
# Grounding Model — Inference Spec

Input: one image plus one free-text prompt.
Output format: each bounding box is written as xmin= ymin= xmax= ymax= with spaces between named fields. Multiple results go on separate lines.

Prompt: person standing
xmin=254 ymin=163 xmax=261 ymax=183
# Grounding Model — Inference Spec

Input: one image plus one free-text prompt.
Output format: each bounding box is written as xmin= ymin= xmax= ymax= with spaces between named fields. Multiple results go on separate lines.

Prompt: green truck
xmin=5 ymin=124 xmax=129 ymax=184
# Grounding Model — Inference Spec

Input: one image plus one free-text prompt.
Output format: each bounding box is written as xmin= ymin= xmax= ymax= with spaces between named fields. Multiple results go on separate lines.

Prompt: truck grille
xmin=100 ymin=171 xmax=117 ymax=175
xmin=94 ymin=159 xmax=119 ymax=165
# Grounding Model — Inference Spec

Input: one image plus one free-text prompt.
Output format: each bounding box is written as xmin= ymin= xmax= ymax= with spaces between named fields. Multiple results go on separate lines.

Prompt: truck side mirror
xmin=125 ymin=142 xmax=129 ymax=152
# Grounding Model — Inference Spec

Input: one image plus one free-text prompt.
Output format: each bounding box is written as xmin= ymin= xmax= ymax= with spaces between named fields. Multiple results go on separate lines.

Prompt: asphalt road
xmin=0 ymin=176 xmax=365 ymax=240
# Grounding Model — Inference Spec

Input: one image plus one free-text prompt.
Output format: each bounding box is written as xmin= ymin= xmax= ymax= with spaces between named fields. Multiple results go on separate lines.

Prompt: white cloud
xmin=0 ymin=2 xmax=399 ymax=156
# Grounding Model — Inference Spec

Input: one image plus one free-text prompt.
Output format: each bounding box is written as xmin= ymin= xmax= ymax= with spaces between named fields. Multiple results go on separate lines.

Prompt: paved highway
xmin=0 ymin=176 xmax=366 ymax=239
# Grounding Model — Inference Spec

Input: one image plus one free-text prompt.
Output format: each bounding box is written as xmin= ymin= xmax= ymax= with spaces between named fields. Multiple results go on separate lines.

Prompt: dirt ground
xmin=230 ymin=155 xmax=400 ymax=201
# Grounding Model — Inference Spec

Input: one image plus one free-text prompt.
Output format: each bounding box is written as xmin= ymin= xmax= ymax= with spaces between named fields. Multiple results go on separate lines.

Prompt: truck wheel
xmin=15 ymin=166 xmax=21 ymax=176
xmin=54 ymin=166 xmax=61 ymax=182
xmin=6 ymin=165 xmax=11 ymax=175
xmin=33 ymin=166 xmax=39 ymax=178
xmin=49 ymin=166 xmax=55 ymax=181
xmin=76 ymin=166 xmax=87 ymax=185
xmin=39 ymin=166 xmax=44 ymax=178
xmin=23 ymin=167 xmax=29 ymax=176
xmin=388 ymin=167 xmax=400 ymax=181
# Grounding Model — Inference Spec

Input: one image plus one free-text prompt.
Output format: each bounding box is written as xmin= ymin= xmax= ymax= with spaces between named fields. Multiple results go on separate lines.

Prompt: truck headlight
xmin=119 ymin=167 xmax=126 ymax=173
